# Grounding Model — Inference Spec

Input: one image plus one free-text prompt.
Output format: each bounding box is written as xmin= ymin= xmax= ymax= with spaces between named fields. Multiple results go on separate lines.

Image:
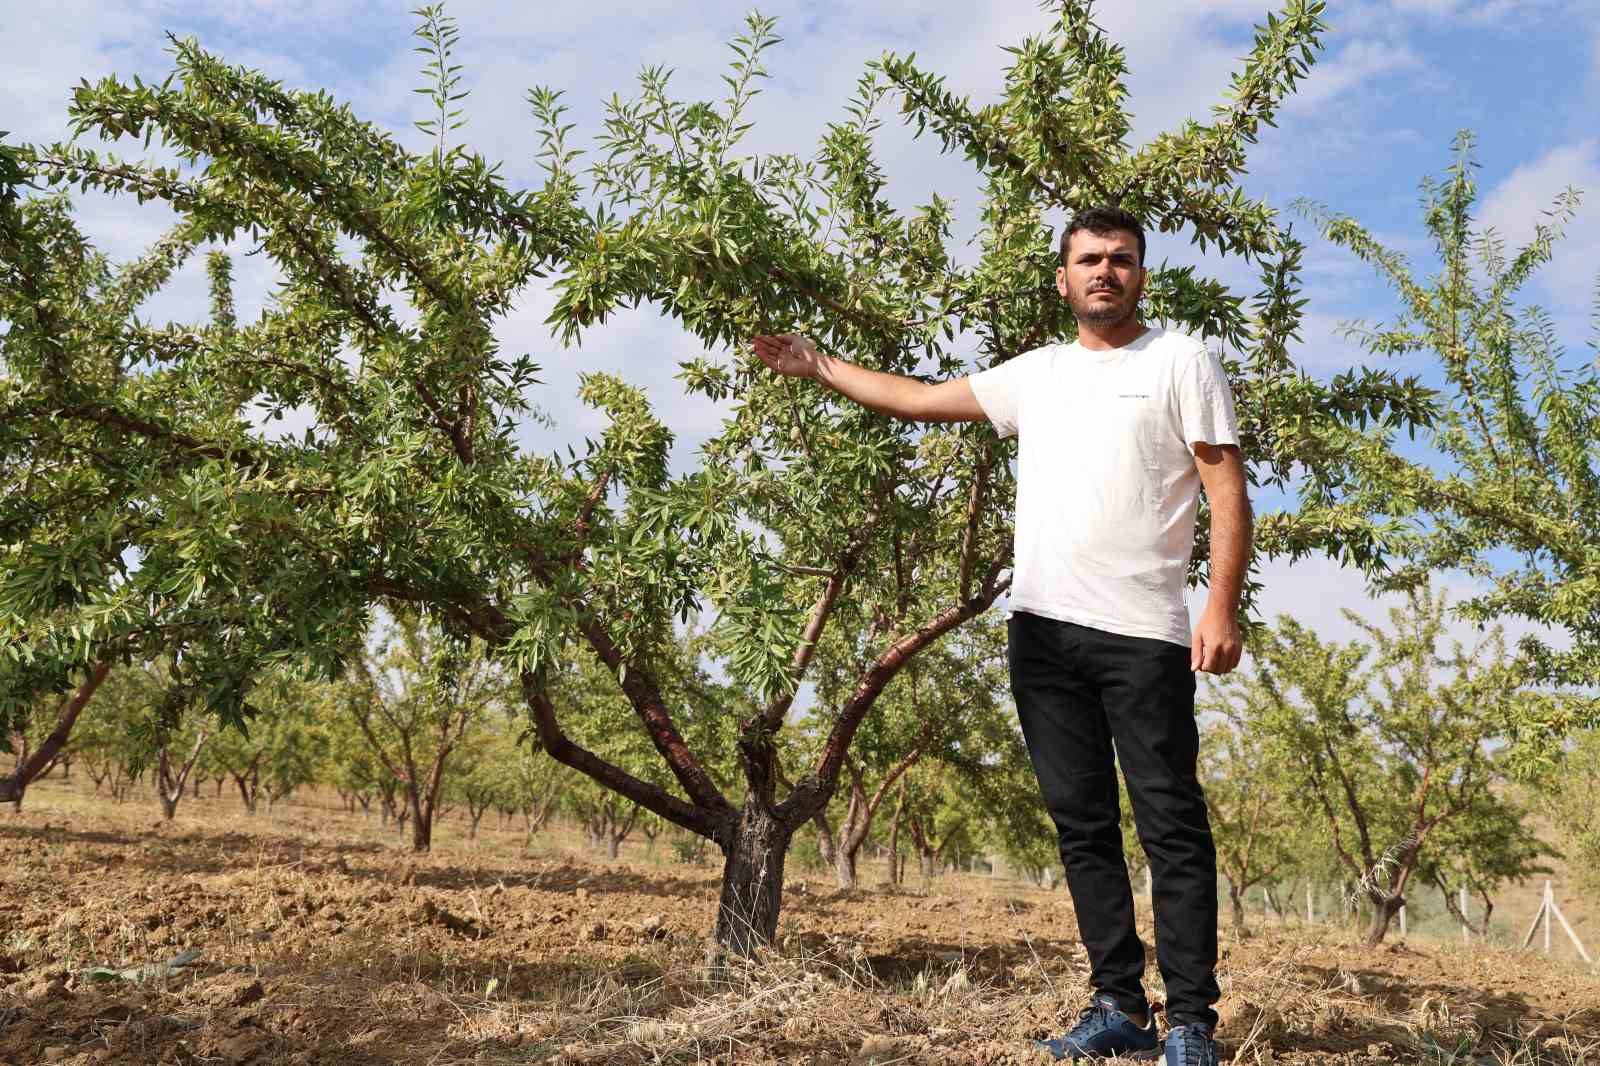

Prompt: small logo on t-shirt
xmin=1116 ymin=393 xmax=1151 ymax=398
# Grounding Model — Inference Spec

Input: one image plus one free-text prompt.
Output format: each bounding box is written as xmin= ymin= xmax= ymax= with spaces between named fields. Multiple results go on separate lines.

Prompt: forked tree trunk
xmin=713 ymin=806 xmax=794 ymax=957
xmin=234 ymin=768 xmax=260 ymax=815
xmin=813 ymin=812 xmax=838 ymax=872
xmin=1364 ymin=892 xmax=1403 ymax=946
xmin=156 ymin=730 xmax=209 ymax=822
xmin=885 ymin=781 xmax=906 ymax=887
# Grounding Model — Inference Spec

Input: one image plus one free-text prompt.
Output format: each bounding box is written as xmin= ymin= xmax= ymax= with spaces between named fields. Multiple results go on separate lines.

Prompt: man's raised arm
xmin=751 ymin=333 xmax=987 ymax=423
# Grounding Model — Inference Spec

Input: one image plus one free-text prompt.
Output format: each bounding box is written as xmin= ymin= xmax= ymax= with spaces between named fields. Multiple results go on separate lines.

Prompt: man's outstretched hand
xmin=752 ymin=333 xmax=823 ymax=379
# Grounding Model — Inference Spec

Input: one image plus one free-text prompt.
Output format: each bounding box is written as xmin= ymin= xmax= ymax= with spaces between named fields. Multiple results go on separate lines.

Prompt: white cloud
xmin=1479 ymin=139 xmax=1600 ymax=313
xmin=1284 ymin=38 xmax=1422 ymax=112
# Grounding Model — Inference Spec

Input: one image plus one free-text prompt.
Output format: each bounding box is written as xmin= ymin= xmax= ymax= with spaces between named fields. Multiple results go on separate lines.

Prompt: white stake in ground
xmin=1520 ymin=880 xmax=1592 ymax=964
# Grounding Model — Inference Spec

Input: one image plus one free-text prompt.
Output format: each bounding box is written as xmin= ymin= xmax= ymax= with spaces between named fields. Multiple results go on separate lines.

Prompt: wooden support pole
xmin=1307 ymin=882 xmax=1315 ymax=924
xmin=1399 ymin=904 xmax=1407 ymax=938
xmin=1545 ymin=880 xmax=1553 ymax=954
xmin=1460 ymin=885 xmax=1469 ymax=944
xmin=1549 ymin=893 xmax=1593 ymax=964
xmin=1521 ymin=892 xmax=1546 ymax=951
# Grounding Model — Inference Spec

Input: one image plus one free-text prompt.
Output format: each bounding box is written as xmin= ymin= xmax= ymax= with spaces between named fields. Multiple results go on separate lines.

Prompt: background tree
xmin=203 ymin=672 xmax=328 ymax=815
xmin=151 ymin=700 xmax=211 ymax=822
xmin=1301 ymin=134 xmax=1600 ymax=722
xmin=502 ymin=733 xmax=571 ymax=847
xmin=70 ymin=664 xmax=171 ymax=802
xmin=1531 ymin=727 xmax=1600 ymax=903
xmin=1420 ymin=796 xmax=1553 ymax=936
xmin=2 ymin=1 xmax=1437 ymax=955
xmin=1222 ymin=588 xmax=1545 ymax=945
xmin=345 ymin=614 xmax=503 ymax=853
xmin=441 ymin=715 xmax=523 ymax=841
xmin=1197 ymin=714 xmax=1299 ymax=933
xmin=898 ymin=762 xmax=984 ymax=887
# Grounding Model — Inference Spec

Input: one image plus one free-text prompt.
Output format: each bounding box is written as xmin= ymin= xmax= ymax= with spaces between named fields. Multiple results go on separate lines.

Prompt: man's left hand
xmin=1191 ymin=610 xmax=1243 ymax=675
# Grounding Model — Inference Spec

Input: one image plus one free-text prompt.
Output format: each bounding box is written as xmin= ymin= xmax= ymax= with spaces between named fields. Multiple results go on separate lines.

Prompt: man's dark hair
xmin=1060 ymin=206 xmax=1146 ymax=266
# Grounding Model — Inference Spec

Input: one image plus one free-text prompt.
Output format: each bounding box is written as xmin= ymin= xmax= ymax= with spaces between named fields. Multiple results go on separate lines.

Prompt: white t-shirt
xmin=968 ymin=326 xmax=1239 ymax=647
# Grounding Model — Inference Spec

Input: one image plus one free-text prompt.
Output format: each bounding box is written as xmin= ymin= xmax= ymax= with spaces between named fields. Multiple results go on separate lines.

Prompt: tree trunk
xmin=834 ymin=846 xmax=859 ymax=891
xmin=1364 ymin=893 xmax=1403 ymax=947
xmin=1228 ymin=879 xmax=1247 ymax=934
xmin=159 ymin=792 xmax=179 ymax=820
xmin=606 ymin=834 xmax=621 ymax=860
xmin=886 ymin=782 xmax=906 ymax=887
xmin=410 ymin=793 xmax=433 ymax=853
xmin=234 ymin=772 xmax=258 ymax=815
xmin=713 ymin=806 xmax=794 ymax=957
xmin=813 ymin=811 xmax=838 ymax=874
xmin=918 ymin=849 xmax=935 ymax=886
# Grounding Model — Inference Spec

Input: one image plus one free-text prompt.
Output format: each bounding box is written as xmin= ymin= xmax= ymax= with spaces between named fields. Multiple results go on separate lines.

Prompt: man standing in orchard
xmin=753 ymin=206 xmax=1247 ymax=1065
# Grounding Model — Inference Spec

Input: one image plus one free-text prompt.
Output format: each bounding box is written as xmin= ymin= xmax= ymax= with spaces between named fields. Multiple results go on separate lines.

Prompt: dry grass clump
xmin=1221 ymin=941 xmax=1600 ymax=1065
xmin=477 ymin=937 xmax=1069 ymax=1065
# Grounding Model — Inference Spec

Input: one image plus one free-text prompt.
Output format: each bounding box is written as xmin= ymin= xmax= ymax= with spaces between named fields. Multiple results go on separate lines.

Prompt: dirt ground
xmin=3 ymin=777 xmax=1598 ymax=1065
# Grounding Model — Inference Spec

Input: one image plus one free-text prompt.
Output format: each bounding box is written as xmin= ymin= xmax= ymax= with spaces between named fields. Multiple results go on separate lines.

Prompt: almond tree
xmin=1197 ymin=715 xmax=1298 ymax=933
xmin=1533 ymin=728 xmax=1600 ymax=901
xmin=898 ymin=764 xmax=983 ymax=887
xmin=1220 ymin=589 xmax=1545 ymax=944
xmin=344 ymin=614 xmax=503 ymax=852
xmin=152 ymin=708 xmax=211 ymax=821
xmin=1301 ymin=134 xmax=1600 ymax=720
xmin=203 ymin=673 xmax=328 ymax=815
xmin=2 ymin=2 xmax=1440 ymax=954
xmin=1 ymin=663 xmax=109 ymax=809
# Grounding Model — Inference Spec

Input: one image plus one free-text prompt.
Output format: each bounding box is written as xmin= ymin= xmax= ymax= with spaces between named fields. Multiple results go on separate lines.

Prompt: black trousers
xmin=1007 ymin=611 xmax=1219 ymax=1028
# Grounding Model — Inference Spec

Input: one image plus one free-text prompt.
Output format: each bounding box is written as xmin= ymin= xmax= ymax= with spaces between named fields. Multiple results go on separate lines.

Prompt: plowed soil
xmin=3 ymin=777 xmax=1597 ymax=1065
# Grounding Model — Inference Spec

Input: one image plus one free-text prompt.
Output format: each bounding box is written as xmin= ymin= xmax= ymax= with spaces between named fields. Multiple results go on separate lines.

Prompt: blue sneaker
xmin=1038 ymin=993 xmax=1160 ymax=1060
xmin=1163 ymin=1022 xmax=1219 ymax=1066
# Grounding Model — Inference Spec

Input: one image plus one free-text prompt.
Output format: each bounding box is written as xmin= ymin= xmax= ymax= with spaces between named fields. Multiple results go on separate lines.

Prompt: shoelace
xmin=1068 ymin=1000 xmax=1115 ymax=1037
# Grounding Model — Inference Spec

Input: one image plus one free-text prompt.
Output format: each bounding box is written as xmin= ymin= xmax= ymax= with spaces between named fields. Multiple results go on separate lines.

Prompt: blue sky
xmin=6 ymin=0 xmax=1599 ymax=650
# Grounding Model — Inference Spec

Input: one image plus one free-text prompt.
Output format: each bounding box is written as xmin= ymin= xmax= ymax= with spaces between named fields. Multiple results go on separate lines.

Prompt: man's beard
xmin=1069 ymin=281 xmax=1141 ymax=325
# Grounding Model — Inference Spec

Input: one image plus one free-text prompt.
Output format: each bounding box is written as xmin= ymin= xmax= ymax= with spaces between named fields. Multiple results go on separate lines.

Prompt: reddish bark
xmin=1 ymin=662 xmax=110 ymax=808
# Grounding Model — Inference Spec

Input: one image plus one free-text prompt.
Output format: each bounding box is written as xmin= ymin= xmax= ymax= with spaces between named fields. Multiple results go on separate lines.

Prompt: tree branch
xmin=780 ymin=569 xmax=1010 ymax=822
xmin=0 ymin=661 xmax=110 ymax=804
xmin=520 ymin=675 xmax=723 ymax=841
